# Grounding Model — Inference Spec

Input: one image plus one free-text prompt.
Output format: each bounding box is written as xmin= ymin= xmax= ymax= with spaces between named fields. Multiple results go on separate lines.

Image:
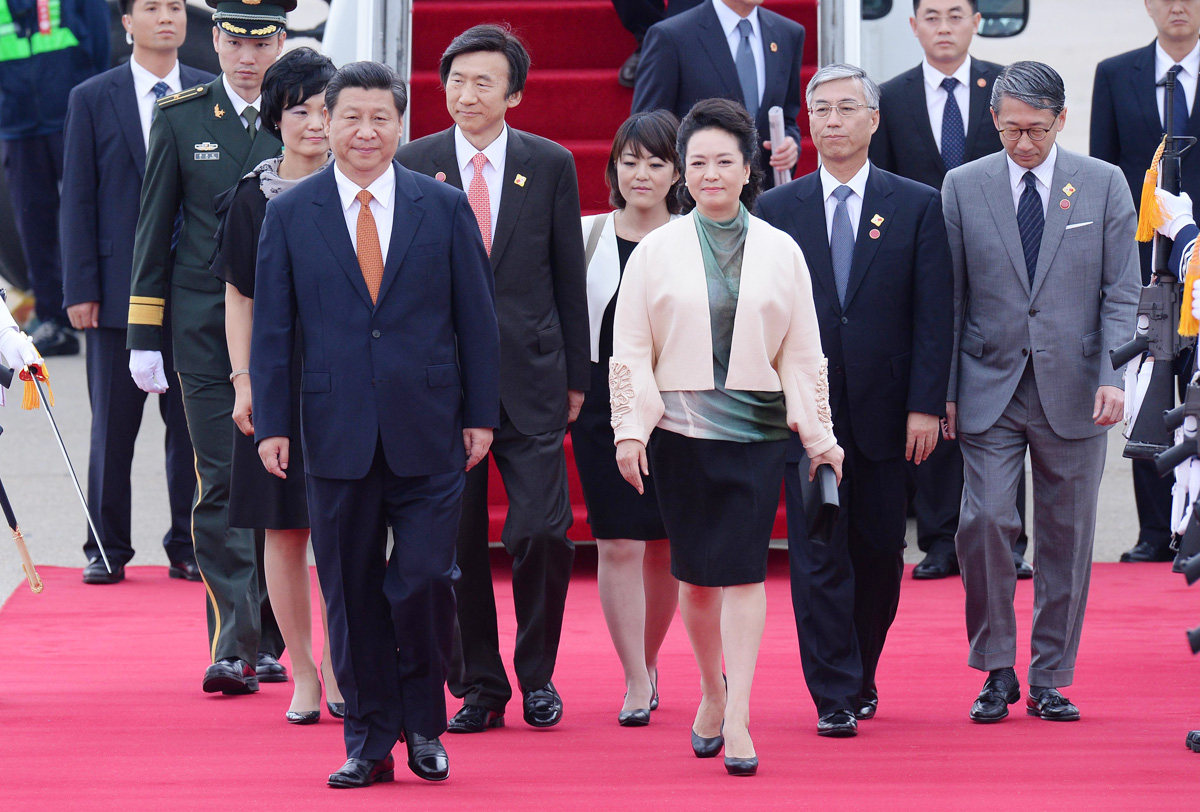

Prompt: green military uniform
xmin=128 ymin=69 xmax=282 ymax=666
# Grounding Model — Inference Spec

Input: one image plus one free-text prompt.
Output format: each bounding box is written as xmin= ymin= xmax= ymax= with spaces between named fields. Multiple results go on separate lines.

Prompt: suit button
xmin=841 ymin=316 xmax=848 ymax=325
xmin=1028 ymin=308 xmax=1037 ymax=317
xmin=371 ymin=329 xmax=381 ymax=338
xmin=1021 ymin=348 xmax=1029 ymax=356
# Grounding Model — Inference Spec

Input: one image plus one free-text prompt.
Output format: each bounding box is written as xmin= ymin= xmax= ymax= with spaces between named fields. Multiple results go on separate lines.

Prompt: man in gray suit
xmin=942 ymin=61 xmax=1140 ymax=723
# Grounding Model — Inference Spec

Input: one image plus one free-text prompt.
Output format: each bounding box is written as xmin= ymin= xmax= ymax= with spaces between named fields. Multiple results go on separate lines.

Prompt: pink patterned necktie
xmin=468 ymin=152 xmax=492 ymax=255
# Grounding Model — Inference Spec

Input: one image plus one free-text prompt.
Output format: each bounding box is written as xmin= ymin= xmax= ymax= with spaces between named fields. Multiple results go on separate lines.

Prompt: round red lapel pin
xmin=869 ymin=228 xmax=881 ymax=240
xmin=1060 ymin=199 xmax=1070 ymax=210
xmin=435 ymin=171 xmax=447 ymax=182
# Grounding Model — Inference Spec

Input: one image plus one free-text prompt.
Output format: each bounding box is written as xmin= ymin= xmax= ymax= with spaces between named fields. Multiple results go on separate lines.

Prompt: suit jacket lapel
xmin=759 ymin=13 xmax=782 ymax=109
xmin=375 ymin=162 xmax=425 ymax=306
xmin=981 ymin=155 xmax=1031 ymax=297
xmin=429 ymin=127 xmax=463 ymax=191
xmin=1030 ymin=152 xmax=1077 ymax=302
xmin=791 ymin=174 xmax=841 ymax=314
xmin=489 ymin=128 xmax=531 ymax=268
xmin=205 ymin=78 xmax=254 ymax=170
xmin=902 ymin=70 xmax=940 ymax=169
xmin=696 ymin=2 xmax=742 ymax=99
xmin=1133 ymin=42 xmax=1163 ymax=134
xmin=111 ymin=64 xmax=147 ymax=176
xmin=965 ymin=60 xmax=994 ymax=156
xmin=312 ymin=169 xmax=375 ymax=311
xmin=843 ymin=166 xmax=894 ymax=310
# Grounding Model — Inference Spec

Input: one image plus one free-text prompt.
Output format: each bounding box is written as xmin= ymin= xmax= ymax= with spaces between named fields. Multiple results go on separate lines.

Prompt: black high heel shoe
xmin=724 ymin=755 xmax=758 ymax=776
xmin=327 ymin=701 xmax=346 ymax=719
xmin=649 ymin=668 xmax=660 ymax=711
xmin=286 ymin=709 xmax=321 ymax=725
xmin=691 ymin=722 xmax=724 ymax=758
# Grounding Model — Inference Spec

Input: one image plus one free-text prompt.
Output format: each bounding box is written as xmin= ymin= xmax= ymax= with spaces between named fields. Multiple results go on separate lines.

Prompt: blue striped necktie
xmin=1016 ymin=171 xmax=1043 ymax=288
xmin=1167 ymin=64 xmax=1189 ymax=136
xmin=151 ymin=80 xmax=170 ymax=121
xmin=830 ymin=185 xmax=855 ymax=306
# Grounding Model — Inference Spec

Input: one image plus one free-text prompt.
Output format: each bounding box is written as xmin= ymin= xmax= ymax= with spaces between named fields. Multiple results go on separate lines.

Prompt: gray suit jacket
xmin=942 ymin=148 xmax=1140 ymax=439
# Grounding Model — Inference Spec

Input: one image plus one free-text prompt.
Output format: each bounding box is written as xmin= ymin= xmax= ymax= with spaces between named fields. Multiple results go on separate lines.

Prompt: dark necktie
xmin=940 ymin=76 xmax=965 ymax=171
xmin=244 ymin=105 xmax=258 ymax=139
xmin=735 ymin=19 xmax=759 ymax=120
xmin=1016 ymin=171 xmax=1043 ymax=288
xmin=1167 ymin=64 xmax=1189 ymax=136
xmin=830 ymin=185 xmax=855 ymax=306
xmin=151 ymin=80 xmax=169 ymax=122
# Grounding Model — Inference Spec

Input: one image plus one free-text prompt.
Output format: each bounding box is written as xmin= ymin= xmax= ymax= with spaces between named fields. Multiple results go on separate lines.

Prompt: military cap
xmin=206 ymin=1 xmax=297 ymax=39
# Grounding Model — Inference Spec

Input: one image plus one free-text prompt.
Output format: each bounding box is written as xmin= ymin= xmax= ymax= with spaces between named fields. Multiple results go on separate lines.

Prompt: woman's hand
xmin=808 ymin=443 xmax=845 ymax=486
xmin=232 ymin=375 xmax=254 ymax=436
xmin=616 ymin=439 xmax=649 ymax=494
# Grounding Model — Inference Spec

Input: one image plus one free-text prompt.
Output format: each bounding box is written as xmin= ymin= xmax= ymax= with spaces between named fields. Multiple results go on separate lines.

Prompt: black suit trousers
xmin=0 ymin=133 xmax=66 ymax=324
xmin=611 ymin=0 xmax=702 ymax=40
xmin=786 ymin=400 xmax=905 ymax=716
xmin=308 ymin=443 xmax=463 ymax=759
xmin=448 ymin=410 xmax=575 ymax=711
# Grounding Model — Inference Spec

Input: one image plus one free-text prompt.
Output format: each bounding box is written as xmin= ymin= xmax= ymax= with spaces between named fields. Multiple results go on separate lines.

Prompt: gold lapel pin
xmin=770 ymin=42 xmax=778 ymax=53
xmin=435 ymin=171 xmax=447 ymax=182
xmin=214 ymin=104 xmax=225 ymax=119
xmin=977 ymin=77 xmax=987 ymax=88
xmin=1063 ymin=183 xmax=1076 ymax=197
xmin=871 ymin=214 xmax=884 ymax=227
xmin=515 ymin=174 xmax=527 ymax=187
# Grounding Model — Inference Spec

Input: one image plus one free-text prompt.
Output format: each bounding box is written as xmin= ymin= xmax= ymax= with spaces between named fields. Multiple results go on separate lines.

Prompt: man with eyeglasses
xmin=870 ymin=0 xmax=1030 ymax=584
xmin=756 ymin=62 xmax=952 ymax=737
xmin=942 ymin=61 xmax=1139 ymax=724
xmin=1091 ymin=0 xmax=1200 ymax=568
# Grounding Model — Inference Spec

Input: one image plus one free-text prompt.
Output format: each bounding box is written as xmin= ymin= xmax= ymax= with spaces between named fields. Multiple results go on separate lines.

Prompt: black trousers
xmin=0 ymin=133 xmax=66 ymax=324
xmin=83 ymin=327 xmax=194 ymax=566
xmin=787 ymin=402 xmax=905 ymax=717
xmin=611 ymin=0 xmax=702 ymax=41
xmin=308 ymin=443 xmax=463 ymax=760
xmin=448 ymin=411 xmax=575 ymax=711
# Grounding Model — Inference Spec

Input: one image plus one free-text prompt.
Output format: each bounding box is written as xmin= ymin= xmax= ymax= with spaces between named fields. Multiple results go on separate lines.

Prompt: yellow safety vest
xmin=0 ymin=0 xmax=79 ymax=62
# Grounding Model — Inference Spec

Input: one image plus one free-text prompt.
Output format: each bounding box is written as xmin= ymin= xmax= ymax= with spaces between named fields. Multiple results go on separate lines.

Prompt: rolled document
xmin=768 ymin=106 xmax=791 ymax=188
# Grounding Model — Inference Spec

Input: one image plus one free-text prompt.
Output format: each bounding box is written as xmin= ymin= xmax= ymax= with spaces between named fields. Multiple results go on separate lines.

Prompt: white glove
xmin=0 ymin=326 xmax=38 ymax=368
xmin=1154 ymin=188 xmax=1195 ymax=239
xmin=1193 ymin=278 xmax=1200 ymax=323
xmin=130 ymin=349 xmax=169 ymax=394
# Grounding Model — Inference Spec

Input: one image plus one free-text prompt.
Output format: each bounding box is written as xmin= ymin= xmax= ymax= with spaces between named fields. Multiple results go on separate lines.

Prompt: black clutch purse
xmin=798 ymin=462 xmax=840 ymax=544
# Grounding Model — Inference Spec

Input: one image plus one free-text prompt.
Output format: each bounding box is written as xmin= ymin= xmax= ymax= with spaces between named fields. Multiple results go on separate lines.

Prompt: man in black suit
xmin=395 ymin=24 xmax=589 ymax=733
xmin=757 ymin=63 xmax=952 ymax=737
xmin=1091 ymin=0 xmax=1200 ymax=565
xmin=61 ymin=0 xmax=210 ymax=585
xmin=869 ymin=0 xmax=1028 ymax=581
xmin=632 ymin=0 xmax=803 ymax=188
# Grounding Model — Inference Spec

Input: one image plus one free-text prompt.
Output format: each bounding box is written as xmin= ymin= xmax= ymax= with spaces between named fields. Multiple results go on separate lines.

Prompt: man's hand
xmin=258 ymin=436 xmax=290 ymax=479
xmin=567 ymin=389 xmax=585 ymax=423
xmin=1154 ymin=188 xmax=1194 ymax=239
xmin=1093 ymin=385 xmax=1124 ymax=426
xmin=463 ymin=428 xmax=493 ymax=471
xmin=0 ymin=326 xmax=38 ymax=368
xmin=943 ymin=402 xmax=957 ymax=440
xmin=906 ymin=411 xmax=941 ymax=464
xmin=232 ymin=376 xmax=254 ymax=437
xmin=129 ymin=349 xmax=168 ymax=394
xmin=66 ymin=302 xmax=99 ymax=331
xmin=808 ymin=443 xmax=845 ymax=485
xmin=763 ymin=136 xmax=799 ymax=172
xmin=616 ymin=438 xmax=649 ymax=494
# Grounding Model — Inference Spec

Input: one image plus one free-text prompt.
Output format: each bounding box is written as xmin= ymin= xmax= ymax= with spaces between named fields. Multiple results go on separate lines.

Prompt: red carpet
xmin=0 ymin=558 xmax=1196 ymax=809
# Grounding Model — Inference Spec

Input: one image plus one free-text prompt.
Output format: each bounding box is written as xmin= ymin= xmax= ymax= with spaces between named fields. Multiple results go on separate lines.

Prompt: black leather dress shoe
xmin=255 ymin=652 xmax=288 ymax=683
xmin=691 ymin=725 xmax=724 ymax=758
xmin=724 ymin=755 xmax=758 ymax=776
xmin=82 ymin=558 xmax=124 ymax=584
xmin=404 ymin=731 xmax=449 ymax=781
xmin=328 ymin=753 xmax=394 ymax=788
xmin=447 ymin=703 xmax=504 ymax=733
xmin=202 ymin=658 xmax=259 ymax=695
xmin=327 ymin=701 xmax=346 ymax=719
xmin=817 ymin=710 xmax=858 ymax=737
xmin=30 ymin=320 xmax=79 ymax=357
xmin=617 ymin=47 xmax=641 ymax=88
xmin=1173 ymin=551 xmax=1189 ymax=574
xmin=1026 ymin=687 xmax=1080 ymax=721
xmin=523 ymin=682 xmax=563 ymax=727
xmin=855 ymin=690 xmax=878 ymax=721
xmin=1013 ymin=555 xmax=1033 ymax=580
xmin=168 ymin=559 xmax=202 ymax=581
xmin=912 ymin=550 xmax=959 ymax=580
xmin=1187 ymin=731 xmax=1200 ymax=752
xmin=286 ymin=710 xmax=320 ymax=725
xmin=1120 ymin=540 xmax=1175 ymax=562
xmin=969 ymin=669 xmax=1019 ymax=723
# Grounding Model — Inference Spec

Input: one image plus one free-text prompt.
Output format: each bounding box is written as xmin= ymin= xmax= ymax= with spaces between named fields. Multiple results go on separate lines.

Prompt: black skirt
xmin=648 ymin=428 xmax=787 ymax=586
xmin=570 ymin=361 xmax=667 ymax=541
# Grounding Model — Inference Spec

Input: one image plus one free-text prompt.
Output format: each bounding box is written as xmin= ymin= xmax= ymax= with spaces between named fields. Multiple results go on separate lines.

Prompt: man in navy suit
xmin=632 ymin=0 xmax=804 ymax=188
xmin=869 ymin=0 xmax=1028 ymax=582
xmin=1090 ymin=0 xmax=1200 ymax=565
xmin=253 ymin=62 xmax=499 ymax=789
xmin=757 ymin=63 xmax=952 ymax=738
xmin=60 ymin=0 xmax=210 ymax=585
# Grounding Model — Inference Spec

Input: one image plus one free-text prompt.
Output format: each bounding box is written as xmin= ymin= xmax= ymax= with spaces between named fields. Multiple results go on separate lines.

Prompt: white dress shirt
xmin=130 ymin=57 xmax=181 ymax=149
xmin=1006 ymin=144 xmax=1057 ymax=217
xmin=334 ymin=163 xmax=396 ymax=264
xmin=711 ymin=0 xmax=765 ymax=109
xmin=222 ymin=73 xmax=262 ymax=131
xmin=820 ymin=161 xmax=871 ymax=242
xmin=1155 ymin=40 xmax=1200 ymax=124
xmin=922 ymin=57 xmax=972 ymax=153
xmin=454 ymin=124 xmax=507 ymax=235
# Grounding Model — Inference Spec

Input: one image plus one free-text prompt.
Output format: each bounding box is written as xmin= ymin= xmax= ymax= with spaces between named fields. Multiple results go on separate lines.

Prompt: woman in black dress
xmin=213 ymin=48 xmax=341 ymax=725
xmin=573 ymin=111 xmax=682 ymax=726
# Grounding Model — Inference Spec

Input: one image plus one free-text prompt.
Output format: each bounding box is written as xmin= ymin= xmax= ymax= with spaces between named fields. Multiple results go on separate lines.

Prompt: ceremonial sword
xmin=0 ymin=468 xmax=41 ymax=593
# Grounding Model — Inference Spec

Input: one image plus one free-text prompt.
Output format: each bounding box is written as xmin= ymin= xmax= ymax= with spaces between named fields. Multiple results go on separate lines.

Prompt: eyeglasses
xmin=998 ymin=126 xmax=1051 ymax=141
xmin=809 ymin=102 xmax=875 ymax=119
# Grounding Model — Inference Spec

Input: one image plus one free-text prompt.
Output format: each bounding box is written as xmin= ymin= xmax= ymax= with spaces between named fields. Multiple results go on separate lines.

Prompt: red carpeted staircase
xmin=408 ymin=0 xmax=819 ymax=541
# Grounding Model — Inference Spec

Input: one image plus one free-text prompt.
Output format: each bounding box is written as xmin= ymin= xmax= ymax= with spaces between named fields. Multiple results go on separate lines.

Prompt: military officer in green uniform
xmin=127 ymin=0 xmax=293 ymax=695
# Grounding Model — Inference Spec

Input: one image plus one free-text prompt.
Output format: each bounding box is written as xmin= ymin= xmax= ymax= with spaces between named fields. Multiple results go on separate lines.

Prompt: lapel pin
xmin=770 ymin=42 xmax=778 ymax=53
xmin=869 ymin=228 xmax=881 ymax=240
xmin=214 ymin=103 xmax=225 ymax=119
xmin=1063 ymin=183 xmax=1076 ymax=196
xmin=1060 ymin=199 xmax=1071 ymax=210
xmin=514 ymin=174 xmax=527 ymax=187
xmin=870 ymin=214 xmax=884 ymax=227
xmin=977 ymin=77 xmax=987 ymax=88
xmin=435 ymin=171 xmax=446 ymax=182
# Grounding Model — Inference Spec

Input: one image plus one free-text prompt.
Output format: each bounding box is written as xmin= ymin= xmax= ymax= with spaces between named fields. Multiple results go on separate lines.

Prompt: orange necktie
xmin=355 ymin=190 xmax=384 ymax=303
xmin=468 ymin=152 xmax=492 ymax=255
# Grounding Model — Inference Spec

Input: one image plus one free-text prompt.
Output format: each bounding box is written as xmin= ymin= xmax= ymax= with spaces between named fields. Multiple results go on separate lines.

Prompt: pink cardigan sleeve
xmin=775 ymin=244 xmax=837 ymax=456
xmin=608 ymin=241 xmax=664 ymax=446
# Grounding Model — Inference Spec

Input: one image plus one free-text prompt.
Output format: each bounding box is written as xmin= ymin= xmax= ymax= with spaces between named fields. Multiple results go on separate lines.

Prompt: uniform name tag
xmin=194 ymin=152 xmax=220 ymax=161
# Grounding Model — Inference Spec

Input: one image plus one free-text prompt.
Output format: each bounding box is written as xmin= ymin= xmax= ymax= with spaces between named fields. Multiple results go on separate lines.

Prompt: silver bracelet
xmin=229 ymin=368 xmax=250 ymax=382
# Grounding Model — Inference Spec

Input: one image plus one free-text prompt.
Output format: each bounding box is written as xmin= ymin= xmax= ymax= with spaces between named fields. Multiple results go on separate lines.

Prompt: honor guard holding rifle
xmin=126 ymin=0 xmax=291 ymax=696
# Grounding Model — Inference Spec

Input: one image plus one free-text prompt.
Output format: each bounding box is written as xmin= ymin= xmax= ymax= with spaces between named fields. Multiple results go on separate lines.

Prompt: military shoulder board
xmin=157 ymin=84 xmax=208 ymax=111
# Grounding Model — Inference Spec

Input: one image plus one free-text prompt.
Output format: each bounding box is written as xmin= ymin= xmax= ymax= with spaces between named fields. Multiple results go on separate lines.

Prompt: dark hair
xmin=675 ymin=98 xmax=762 ymax=212
xmin=912 ymin=0 xmax=978 ymax=12
xmin=606 ymin=111 xmax=683 ymax=214
xmin=119 ymin=0 xmax=134 ymax=14
xmin=991 ymin=60 xmax=1066 ymax=117
xmin=325 ymin=61 xmax=408 ymax=118
xmin=439 ymin=24 xmax=531 ymax=98
xmin=259 ymin=47 xmax=336 ymax=136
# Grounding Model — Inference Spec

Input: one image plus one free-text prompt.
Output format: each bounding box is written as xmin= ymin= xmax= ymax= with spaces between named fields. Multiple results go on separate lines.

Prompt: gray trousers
xmin=956 ymin=363 xmax=1107 ymax=688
